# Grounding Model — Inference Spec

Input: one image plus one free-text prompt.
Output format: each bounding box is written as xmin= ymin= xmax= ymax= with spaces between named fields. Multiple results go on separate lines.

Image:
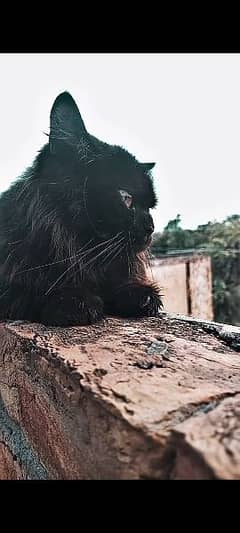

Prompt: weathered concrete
xmin=0 ymin=312 xmax=239 ymax=479
xmin=150 ymin=254 xmax=213 ymax=320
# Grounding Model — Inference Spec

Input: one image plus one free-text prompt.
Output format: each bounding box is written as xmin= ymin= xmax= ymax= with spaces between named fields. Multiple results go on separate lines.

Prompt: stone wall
xmin=0 ymin=313 xmax=239 ymax=480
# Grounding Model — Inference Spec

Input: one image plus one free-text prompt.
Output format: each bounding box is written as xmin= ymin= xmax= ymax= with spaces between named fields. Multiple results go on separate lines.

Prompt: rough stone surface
xmin=0 ymin=442 xmax=23 ymax=480
xmin=0 ymin=312 xmax=239 ymax=479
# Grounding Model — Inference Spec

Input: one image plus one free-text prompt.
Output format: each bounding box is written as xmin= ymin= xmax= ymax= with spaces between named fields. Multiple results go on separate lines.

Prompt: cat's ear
xmin=140 ymin=162 xmax=156 ymax=172
xmin=49 ymin=92 xmax=88 ymax=151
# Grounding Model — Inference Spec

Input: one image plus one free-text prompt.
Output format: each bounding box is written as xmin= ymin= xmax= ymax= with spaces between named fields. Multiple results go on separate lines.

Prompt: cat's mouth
xmin=131 ymin=233 xmax=153 ymax=253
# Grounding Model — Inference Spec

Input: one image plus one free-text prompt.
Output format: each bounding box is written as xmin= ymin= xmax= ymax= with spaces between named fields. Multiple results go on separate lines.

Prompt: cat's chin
xmin=144 ymin=234 xmax=153 ymax=247
xmin=134 ymin=244 xmax=152 ymax=255
xmin=136 ymin=235 xmax=153 ymax=252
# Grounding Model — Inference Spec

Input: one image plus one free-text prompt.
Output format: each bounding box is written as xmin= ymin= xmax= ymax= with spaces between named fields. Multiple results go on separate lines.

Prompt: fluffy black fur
xmin=0 ymin=92 xmax=163 ymax=326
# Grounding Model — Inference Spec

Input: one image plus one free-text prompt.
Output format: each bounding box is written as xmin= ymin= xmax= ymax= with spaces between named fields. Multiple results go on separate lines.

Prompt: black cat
xmin=0 ymin=92 xmax=162 ymax=326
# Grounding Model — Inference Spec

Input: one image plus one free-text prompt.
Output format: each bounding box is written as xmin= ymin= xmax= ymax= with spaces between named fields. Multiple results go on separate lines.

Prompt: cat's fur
xmin=0 ymin=92 xmax=162 ymax=326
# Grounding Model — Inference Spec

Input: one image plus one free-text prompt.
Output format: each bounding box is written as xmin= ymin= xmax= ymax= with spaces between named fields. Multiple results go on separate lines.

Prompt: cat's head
xmin=46 ymin=91 xmax=157 ymax=253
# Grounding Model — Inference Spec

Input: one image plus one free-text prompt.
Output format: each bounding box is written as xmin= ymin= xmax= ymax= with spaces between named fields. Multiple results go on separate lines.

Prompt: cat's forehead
xmin=87 ymin=141 xmax=152 ymax=184
xmin=87 ymin=148 xmax=156 ymax=207
xmin=92 ymin=154 xmax=152 ymax=191
xmin=75 ymin=133 xmax=156 ymax=204
xmin=112 ymin=151 xmax=154 ymax=195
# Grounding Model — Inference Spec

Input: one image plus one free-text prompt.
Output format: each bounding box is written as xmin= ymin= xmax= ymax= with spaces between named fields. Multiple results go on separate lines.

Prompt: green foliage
xmin=151 ymin=215 xmax=240 ymax=325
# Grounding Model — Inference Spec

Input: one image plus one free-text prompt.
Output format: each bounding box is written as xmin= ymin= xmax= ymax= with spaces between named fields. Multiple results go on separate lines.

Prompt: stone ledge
xmin=0 ymin=312 xmax=240 ymax=479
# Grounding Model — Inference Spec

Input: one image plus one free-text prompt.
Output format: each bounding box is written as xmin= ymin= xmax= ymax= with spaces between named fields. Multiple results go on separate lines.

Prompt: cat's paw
xmin=105 ymin=283 xmax=163 ymax=318
xmin=138 ymin=289 xmax=163 ymax=317
xmin=76 ymin=296 xmax=105 ymax=326
xmin=41 ymin=293 xmax=104 ymax=327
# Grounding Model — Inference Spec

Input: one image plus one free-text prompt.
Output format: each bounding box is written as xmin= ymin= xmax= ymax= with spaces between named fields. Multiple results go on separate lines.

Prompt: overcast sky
xmin=0 ymin=53 xmax=239 ymax=231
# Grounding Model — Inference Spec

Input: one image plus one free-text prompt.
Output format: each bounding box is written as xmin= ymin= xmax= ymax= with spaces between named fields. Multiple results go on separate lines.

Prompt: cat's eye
xmin=119 ymin=189 xmax=133 ymax=209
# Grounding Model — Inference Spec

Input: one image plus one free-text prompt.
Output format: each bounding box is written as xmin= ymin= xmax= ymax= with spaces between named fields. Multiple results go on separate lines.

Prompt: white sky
xmin=0 ymin=53 xmax=239 ymax=231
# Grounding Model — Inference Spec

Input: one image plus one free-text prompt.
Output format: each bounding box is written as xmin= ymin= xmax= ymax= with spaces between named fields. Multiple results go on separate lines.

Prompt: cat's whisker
xmin=76 ymin=233 xmax=124 ymax=267
xmin=17 ymin=238 xmax=94 ymax=274
xmin=102 ymin=242 xmax=126 ymax=270
xmin=44 ymin=259 xmax=80 ymax=296
xmin=81 ymin=235 xmax=125 ymax=272
xmin=74 ymin=238 xmax=116 ymax=276
xmin=87 ymin=237 xmax=125 ymax=272
xmin=128 ymin=232 xmax=136 ymax=262
xmin=44 ymin=233 xmax=124 ymax=295
xmin=44 ymin=238 xmax=122 ymax=296
xmin=63 ymin=237 xmax=124 ymax=287
xmin=100 ymin=237 xmax=126 ymax=267
xmin=78 ymin=232 xmax=123 ymax=257
xmin=0 ymin=289 xmax=9 ymax=300
xmin=126 ymin=249 xmax=131 ymax=277
xmin=126 ymin=231 xmax=133 ymax=276
xmin=17 ymin=233 xmax=124 ymax=276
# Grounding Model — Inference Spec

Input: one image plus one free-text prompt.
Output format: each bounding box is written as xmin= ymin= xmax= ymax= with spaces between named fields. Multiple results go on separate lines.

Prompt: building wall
xmin=189 ymin=256 xmax=213 ymax=320
xmin=149 ymin=254 xmax=214 ymax=321
xmin=150 ymin=262 xmax=189 ymax=315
